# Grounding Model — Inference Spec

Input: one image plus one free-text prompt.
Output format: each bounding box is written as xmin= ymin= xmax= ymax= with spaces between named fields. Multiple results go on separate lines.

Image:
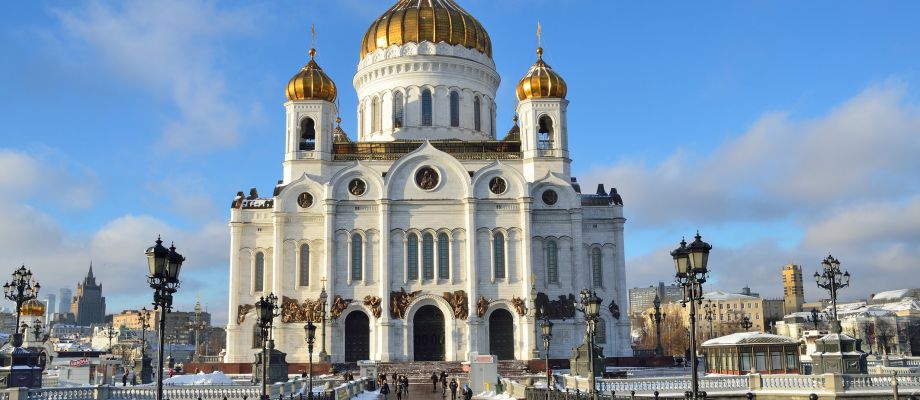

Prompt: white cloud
xmin=585 ymin=82 xmax=920 ymax=300
xmin=0 ymin=148 xmax=99 ymax=209
xmin=53 ymin=1 xmax=260 ymax=153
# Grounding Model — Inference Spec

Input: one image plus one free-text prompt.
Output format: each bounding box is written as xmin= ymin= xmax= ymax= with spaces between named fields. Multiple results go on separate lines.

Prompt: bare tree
xmin=876 ymin=319 xmax=897 ymax=355
xmin=861 ymin=321 xmax=876 ymax=354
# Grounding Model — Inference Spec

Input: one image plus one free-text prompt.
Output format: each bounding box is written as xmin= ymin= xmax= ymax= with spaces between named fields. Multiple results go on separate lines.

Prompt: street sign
xmin=70 ymin=358 xmax=89 ymax=367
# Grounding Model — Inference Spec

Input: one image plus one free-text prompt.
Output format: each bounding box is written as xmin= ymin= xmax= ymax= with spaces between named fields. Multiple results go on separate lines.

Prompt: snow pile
xmin=163 ymin=371 xmax=235 ymax=386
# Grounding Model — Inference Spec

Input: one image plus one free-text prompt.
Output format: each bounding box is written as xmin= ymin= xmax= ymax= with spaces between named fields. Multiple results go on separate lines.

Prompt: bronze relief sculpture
xmin=442 ymin=290 xmax=468 ymax=320
xmin=511 ymin=296 xmax=527 ymax=317
xmin=330 ymin=295 xmax=352 ymax=319
xmin=476 ymin=295 xmax=491 ymax=318
xmin=535 ymin=292 xmax=577 ymax=320
xmin=389 ymin=288 xmax=421 ymax=319
xmin=280 ymin=296 xmax=322 ymax=323
xmin=608 ymin=299 xmax=621 ymax=320
xmin=364 ymin=295 xmax=382 ymax=319
xmin=237 ymin=304 xmax=255 ymax=324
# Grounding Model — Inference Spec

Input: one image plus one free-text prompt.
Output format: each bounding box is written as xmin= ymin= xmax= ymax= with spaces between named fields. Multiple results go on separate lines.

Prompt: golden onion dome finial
xmin=360 ymin=0 xmax=493 ymax=60
xmin=516 ymin=41 xmax=567 ymax=101
xmin=286 ymin=32 xmax=337 ymax=102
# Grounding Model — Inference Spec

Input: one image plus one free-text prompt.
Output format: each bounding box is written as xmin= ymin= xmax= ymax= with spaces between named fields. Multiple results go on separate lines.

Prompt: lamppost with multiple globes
xmin=703 ymin=300 xmax=715 ymax=339
xmin=305 ymin=321 xmax=317 ymax=400
xmin=318 ymin=285 xmax=329 ymax=362
xmin=740 ymin=315 xmax=753 ymax=331
xmin=649 ymin=295 xmax=665 ymax=356
xmin=4 ymin=265 xmax=40 ymax=347
xmin=807 ymin=308 xmax=821 ymax=330
xmin=188 ymin=299 xmax=207 ymax=362
xmin=814 ymin=254 xmax=849 ymax=334
xmin=255 ymin=293 xmax=280 ymax=400
xmin=105 ymin=323 xmax=118 ymax=352
xmin=145 ymin=237 xmax=185 ymax=400
xmin=30 ymin=321 xmax=44 ymax=342
xmin=576 ymin=289 xmax=602 ymax=400
xmin=539 ymin=311 xmax=553 ymax=400
xmin=670 ymin=232 xmax=713 ymax=400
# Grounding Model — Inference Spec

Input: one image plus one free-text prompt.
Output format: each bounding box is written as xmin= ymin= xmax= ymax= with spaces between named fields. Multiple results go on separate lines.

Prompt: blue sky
xmin=2 ymin=1 xmax=919 ymax=324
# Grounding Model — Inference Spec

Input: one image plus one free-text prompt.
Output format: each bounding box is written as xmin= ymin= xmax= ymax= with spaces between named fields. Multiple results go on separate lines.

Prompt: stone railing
xmin=7 ymin=376 xmax=367 ymax=400
xmin=550 ymin=373 xmax=920 ymax=397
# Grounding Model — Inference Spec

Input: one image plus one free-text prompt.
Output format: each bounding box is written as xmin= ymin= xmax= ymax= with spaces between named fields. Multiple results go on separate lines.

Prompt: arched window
xmin=371 ymin=97 xmax=381 ymax=133
xmin=449 ymin=91 xmax=460 ymax=127
xmin=299 ymin=118 xmax=315 ymax=151
xmin=421 ymin=89 xmax=433 ymax=126
xmin=422 ymin=233 xmax=434 ymax=280
xmin=596 ymin=318 xmax=607 ymax=344
xmin=252 ymin=324 xmax=262 ymax=348
xmin=538 ymin=115 xmax=555 ymax=149
xmin=299 ymin=244 xmax=310 ymax=287
xmin=438 ymin=232 xmax=450 ymax=279
xmin=546 ymin=241 xmax=558 ymax=284
xmin=473 ymin=96 xmax=481 ymax=131
xmin=254 ymin=252 xmax=265 ymax=292
xmin=493 ymin=232 xmax=506 ymax=279
xmin=407 ymin=233 xmax=419 ymax=281
xmin=592 ymin=247 xmax=603 ymax=287
xmin=351 ymin=234 xmax=363 ymax=281
xmin=393 ymin=91 xmax=404 ymax=128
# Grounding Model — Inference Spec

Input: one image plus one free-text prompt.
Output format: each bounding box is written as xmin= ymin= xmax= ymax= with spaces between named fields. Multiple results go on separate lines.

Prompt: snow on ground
xmin=354 ymin=390 xmax=381 ymax=400
xmin=473 ymin=390 xmax=515 ymax=400
xmin=163 ymin=371 xmax=236 ymax=386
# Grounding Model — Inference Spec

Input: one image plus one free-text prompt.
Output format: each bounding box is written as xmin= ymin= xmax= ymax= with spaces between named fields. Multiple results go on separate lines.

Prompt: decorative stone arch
xmin=337 ymin=228 xmax=370 ymax=285
xmin=328 ymin=161 xmax=385 ymax=200
xmin=337 ymin=305 xmax=376 ymax=362
xmin=383 ymin=141 xmax=472 ymax=199
xmin=245 ymin=247 xmax=272 ymax=295
xmin=404 ymin=293 xmax=458 ymax=361
xmin=532 ymin=171 xmax=579 ymax=209
xmin=275 ymin=172 xmax=325 ymax=213
xmin=483 ymin=301 xmax=520 ymax=360
xmin=471 ymin=161 xmax=528 ymax=199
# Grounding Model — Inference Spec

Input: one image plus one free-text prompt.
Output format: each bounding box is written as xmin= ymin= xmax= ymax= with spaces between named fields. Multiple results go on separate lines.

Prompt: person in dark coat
xmin=440 ymin=372 xmax=448 ymax=393
xmin=380 ymin=381 xmax=390 ymax=400
xmin=122 ymin=372 xmax=128 ymax=386
xmin=449 ymin=378 xmax=459 ymax=400
xmin=401 ymin=375 xmax=409 ymax=396
xmin=430 ymin=372 xmax=439 ymax=392
xmin=395 ymin=377 xmax=403 ymax=400
xmin=463 ymin=384 xmax=473 ymax=400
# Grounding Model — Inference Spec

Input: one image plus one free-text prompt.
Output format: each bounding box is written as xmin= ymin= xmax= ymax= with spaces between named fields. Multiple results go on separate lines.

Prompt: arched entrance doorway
xmin=413 ymin=305 xmax=445 ymax=361
xmin=489 ymin=309 xmax=515 ymax=360
xmin=344 ymin=311 xmax=370 ymax=362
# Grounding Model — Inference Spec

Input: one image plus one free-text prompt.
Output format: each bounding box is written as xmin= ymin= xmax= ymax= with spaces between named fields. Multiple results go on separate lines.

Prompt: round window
xmin=542 ymin=189 xmax=558 ymax=206
xmin=415 ymin=166 xmax=440 ymax=190
xmin=348 ymin=179 xmax=367 ymax=196
xmin=297 ymin=192 xmax=314 ymax=208
xmin=489 ymin=177 xmax=507 ymax=195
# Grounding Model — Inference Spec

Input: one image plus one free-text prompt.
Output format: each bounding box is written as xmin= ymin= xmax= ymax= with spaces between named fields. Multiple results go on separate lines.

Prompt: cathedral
xmin=224 ymin=0 xmax=629 ymax=364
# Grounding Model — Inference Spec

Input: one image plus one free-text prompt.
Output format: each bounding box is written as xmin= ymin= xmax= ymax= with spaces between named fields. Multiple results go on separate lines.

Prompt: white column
xmin=272 ymin=216 xmax=285 ymax=351
xmin=520 ymin=199 xmax=536 ymax=360
xmin=323 ymin=200 xmax=337 ymax=360
xmin=377 ymin=200 xmax=392 ymax=361
xmin=465 ymin=198 xmax=480 ymax=358
xmin=225 ymin=222 xmax=242 ymax=362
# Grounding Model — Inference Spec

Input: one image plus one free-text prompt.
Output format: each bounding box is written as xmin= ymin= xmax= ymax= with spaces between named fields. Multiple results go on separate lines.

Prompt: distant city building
xmin=45 ymin=293 xmax=57 ymax=317
xmin=49 ymin=324 xmax=93 ymax=339
xmin=0 ymin=311 xmax=16 ymax=335
xmin=58 ymin=288 xmax=73 ymax=317
xmin=763 ymin=298 xmax=786 ymax=328
xmin=869 ymin=288 xmax=920 ymax=304
xmin=111 ymin=309 xmax=160 ymax=330
xmin=782 ymin=264 xmax=805 ymax=314
xmin=738 ymin=286 xmax=760 ymax=297
xmin=629 ymin=282 xmax=682 ymax=316
xmin=70 ymin=264 xmax=106 ymax=326
xmin=111 ymin=308 xmax=211 ymax=346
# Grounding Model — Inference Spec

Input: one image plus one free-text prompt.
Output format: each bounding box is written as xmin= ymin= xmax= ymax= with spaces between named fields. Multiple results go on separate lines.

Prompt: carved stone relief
xmin=390 ymin=288 xmax=421 ymax=319
xmin=442 ymin=290 xmax=468 ymax=320
xmin=364 ymin=295 xmax=382 ymax=319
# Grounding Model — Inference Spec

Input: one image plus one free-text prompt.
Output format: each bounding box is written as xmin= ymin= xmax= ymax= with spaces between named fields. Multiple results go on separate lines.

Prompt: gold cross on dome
xmin=311 ymin=24 xmax=316 ymax=49
xmin=537 ymin=22 xmax=542 ymax=48
xmin=320 ymin=276 xmax=327 ymax=285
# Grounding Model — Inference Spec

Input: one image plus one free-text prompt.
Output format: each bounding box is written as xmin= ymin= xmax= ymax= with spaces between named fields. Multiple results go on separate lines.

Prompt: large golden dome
xmin=360 ymin=0 xmax=492 ymax=59
xmin=21 ymin=299 xmax=46 ymax=317
xmin=516 ymin=47 xmax=567 ymax=101
xmin=286 ymin=48 xmax=337 ymax=102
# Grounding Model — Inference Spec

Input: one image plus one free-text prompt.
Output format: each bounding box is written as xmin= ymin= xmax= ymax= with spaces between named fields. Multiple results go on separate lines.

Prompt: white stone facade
xmin=225 ymin=27 xmax=629 ymax=363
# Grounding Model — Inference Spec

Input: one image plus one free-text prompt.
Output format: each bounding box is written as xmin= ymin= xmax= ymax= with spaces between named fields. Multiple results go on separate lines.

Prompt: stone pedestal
xmin=0 ymin=344 xmax=43 ymax=388
xmin=253 ymin=349 xmax=289 ymax=384
xmin=134 ymin=353 xmax=153 ymax=384
xmin=570 ymin=341 xmax=604 ymax=379
xmin=811 ymin=332 xmax=868 ymax=374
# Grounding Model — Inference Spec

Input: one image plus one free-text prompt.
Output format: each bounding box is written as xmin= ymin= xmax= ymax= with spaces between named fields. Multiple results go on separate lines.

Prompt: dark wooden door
xmin=413 ymin=305 xmax=445 ymax=361
xmin=489 ymin=309 xmax=515 ymax=360
xmin=344 ymin=311 xmax=370 ymax=362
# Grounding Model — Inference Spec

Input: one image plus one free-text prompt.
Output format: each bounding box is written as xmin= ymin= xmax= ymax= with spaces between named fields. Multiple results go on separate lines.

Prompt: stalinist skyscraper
xmin=71 ymin=263 xmax=106 ymax=326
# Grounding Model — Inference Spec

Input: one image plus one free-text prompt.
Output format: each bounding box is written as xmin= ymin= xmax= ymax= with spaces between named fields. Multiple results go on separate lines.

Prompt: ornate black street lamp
xmin=814 ymin=255 xmax=849 ymax=334
xmin=539 ymin=311 xmax=553 ymax=400
xmin=30 ymin=321 xmax=44 ymax=342
xmin=256 ymin=293 xmax=280 ymax=400
xmin=4 ymin=265 xmax=40 ymax=347
xmin=318 ymin=285 xmax=328 ymax=361
xmin=305 ymin=321 xmax=317 ymax=400
xmin=671 ymin=232 xmax=712 ymax=400
xmin=576 ymin=289 xmax=602 ymax=400
xmin=740 ymin=315 xmax=752 ymax=332
xmin=703 ymin=300 xmax=715 ymax=339
xmin=105 ymin=323 xmax=118 ymax=352
xmin=807 ymin=308 xmax=821 ymax=330
xmin=145 ymin=236 xmax=184 ymax=400
xmin=649 ymin=295 xmax=665 ymax=356
xmin=139 ymin=308 xmax=151 ymax=356
xmin=188 ymin=299 xmax=207 ymax=362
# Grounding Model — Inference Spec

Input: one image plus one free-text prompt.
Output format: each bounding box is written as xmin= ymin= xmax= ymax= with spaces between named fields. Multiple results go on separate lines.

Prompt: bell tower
xmin=516 ymin=40 xmax=570 ymax=180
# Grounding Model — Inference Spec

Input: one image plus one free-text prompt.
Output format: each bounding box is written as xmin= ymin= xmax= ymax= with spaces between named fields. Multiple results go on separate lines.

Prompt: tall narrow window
xmin=358 ymin=107 xmax=364 ymax=136
xmin=592 ymin=247 xmax=603 ymax=287
xmin=490 ymin=104 xmax=495 ymax=136
xmin=449 ymin=91 xmax=460 ymax=127
xmin=299 ymin=118 xmax=316 ymax=151
xmin=596 ymin=318 xmax=607 ymax=344
xmin=393 ymin=91 xmax=404 ymax=128
xmin=407 ymin=234 xmax=419 ymax=281
xmin=299 ymin=244 xmax=310 ymax=287
xmin=438 ymin=233 xmax=450 ymax=279
xmin=421 ymin=89 xmax=433 ymax=126
xmin=546 ymin=241 xmax=558 ymax=284
xmin=351 ymin=234 xmax=363 ymax=281
xmin=538 ymin=115 xmax=554 ymax=149
xmin=473 ymin=96 xmax=481 ymax=131
xmin=493 ymin=232 xmax=506 ymax=279
xmin=371 ymin=97 xmax=381 ymax=133
xmin=422 ymin=233 xmax=434 ymax=280
xmin=254 ymin=252 xmax=265 ymax=292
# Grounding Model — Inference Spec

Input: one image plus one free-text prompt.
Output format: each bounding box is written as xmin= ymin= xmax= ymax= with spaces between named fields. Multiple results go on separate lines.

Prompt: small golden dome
xmin=361 ymin=0 xmax=492 ymax=59
xmin=286 ymin=48 xmax=337 ymax=102
xmin=21 ymin=299 xmax=46 ymax=317
xmin=516 ymin=47 xmax=567 ymax=101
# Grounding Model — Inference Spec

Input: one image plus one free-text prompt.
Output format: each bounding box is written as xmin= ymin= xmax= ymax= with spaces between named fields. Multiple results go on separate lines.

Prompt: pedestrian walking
xmin=430 ymin=372 xmax=439 ymax=392
xmin=121 ymin=371 xmax=128 ymax=386
xmin=401 ymin=375 xmax=409 ymax=396
xmin=380 ymin=381 xmax=390 ymax=400
xmin=130 ymin=371 xmax=137 ymax=386
xmin=449 ymin=378 xmax=458 ymax=400
xmin=440 ymin=371 xmax=448 ymax=393
xmin=463 ymin=384 xmax=473 ymax=400
xmin=395 ymin=377 xmax=403 ymax=400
